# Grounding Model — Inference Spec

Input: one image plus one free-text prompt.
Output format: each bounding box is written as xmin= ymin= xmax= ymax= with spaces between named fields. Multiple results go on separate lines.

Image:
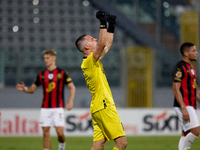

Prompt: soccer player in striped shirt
xmin=16 ymin=49 xmax=76 ymax=150
xmin=172 ymin=42 xmax=200 ymax=150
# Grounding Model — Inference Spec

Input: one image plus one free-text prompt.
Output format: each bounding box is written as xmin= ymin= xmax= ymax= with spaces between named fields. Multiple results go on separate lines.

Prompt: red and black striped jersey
xmin=34 ymin=67 xmax=72 ymax=108
xmin=172 ymin=60 xmax=197 ymax=109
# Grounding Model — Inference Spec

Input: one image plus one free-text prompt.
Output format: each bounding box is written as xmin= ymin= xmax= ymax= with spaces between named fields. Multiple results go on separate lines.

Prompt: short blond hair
xmin=43 ymin=49 xmax=57 ymax=56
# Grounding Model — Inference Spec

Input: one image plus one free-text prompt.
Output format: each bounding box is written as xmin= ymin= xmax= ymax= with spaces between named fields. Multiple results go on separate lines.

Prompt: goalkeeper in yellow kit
xmin=75 ymin=11 xmax=127 ymax=150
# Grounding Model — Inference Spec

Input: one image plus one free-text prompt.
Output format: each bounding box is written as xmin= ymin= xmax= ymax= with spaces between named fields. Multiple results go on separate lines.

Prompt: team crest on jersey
xmin=191 ymin=69 xmax=195 ymax=75
xmin=48 ymin=73 xmax=54 ymax=80
xmin=175 ymin=71 xmax=182 ymax=78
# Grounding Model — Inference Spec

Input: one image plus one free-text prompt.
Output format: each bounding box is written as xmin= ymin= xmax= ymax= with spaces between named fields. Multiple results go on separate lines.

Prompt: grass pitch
xmin=0 ymin=136 xmax=200 ymax=150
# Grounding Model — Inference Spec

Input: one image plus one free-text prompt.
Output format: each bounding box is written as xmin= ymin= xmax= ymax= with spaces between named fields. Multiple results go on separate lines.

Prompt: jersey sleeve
xmin=33 ymin=74 xmax=41 ymax=86
xmin=63 ymin=71 xmax=72 ymax=85
xmin=172 ymin=65 xmax=184 ymax=82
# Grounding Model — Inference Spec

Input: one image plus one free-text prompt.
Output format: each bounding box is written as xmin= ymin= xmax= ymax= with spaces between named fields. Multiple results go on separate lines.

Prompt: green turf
xmin=0 ymin=136 xmax=199 ymax=150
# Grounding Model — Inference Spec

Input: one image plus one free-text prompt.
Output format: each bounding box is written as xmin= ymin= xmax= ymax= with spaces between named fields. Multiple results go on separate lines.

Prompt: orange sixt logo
xmin=143 ymin=111 xmax=179 ymax=132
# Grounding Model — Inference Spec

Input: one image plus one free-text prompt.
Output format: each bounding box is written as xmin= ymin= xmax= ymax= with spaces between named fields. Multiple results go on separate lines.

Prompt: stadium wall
xmin=0 ymin=87 xmax=174 ymax=108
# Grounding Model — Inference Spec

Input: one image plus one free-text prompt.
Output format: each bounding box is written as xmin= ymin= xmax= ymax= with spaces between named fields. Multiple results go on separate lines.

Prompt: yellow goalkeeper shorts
xmin=92 ymin=104 xmax=126 ymax=141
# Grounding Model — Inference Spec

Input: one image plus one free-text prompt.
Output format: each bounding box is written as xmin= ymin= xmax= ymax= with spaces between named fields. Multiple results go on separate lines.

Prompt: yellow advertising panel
xmin=126 ymin=46 xmax=152 ymax=107
xmin=181 ymin=12 xmax=199 ymax=68
xmin=181 ymin=12 xmax=199 ymax=47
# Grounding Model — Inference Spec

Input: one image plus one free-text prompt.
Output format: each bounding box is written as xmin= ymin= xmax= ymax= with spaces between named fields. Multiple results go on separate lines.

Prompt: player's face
xmin=85 ymin=35 xmax=97 ymax=51
xmin=188 ymin=46 xmax=198 ymax=61
xmin=44 ymin=54 xmax=56 ymax=67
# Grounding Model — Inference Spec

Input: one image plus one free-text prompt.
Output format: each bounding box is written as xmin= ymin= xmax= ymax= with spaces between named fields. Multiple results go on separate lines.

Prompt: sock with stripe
xmin=182 ymin=133 xmax=198 ymax=150
xmin=58 ymin=142 xmax=66 ymax=150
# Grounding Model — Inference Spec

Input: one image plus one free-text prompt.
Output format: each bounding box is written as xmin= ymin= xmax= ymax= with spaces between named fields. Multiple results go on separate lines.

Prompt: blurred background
xmin=0 ymin=0 xmax=200 ymax=109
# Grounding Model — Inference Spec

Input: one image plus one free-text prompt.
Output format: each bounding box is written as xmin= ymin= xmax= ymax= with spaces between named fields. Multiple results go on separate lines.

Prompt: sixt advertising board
xmin=0 ymin=108 xmax=194 ymax=136
xmin=119 ymin=108 xmax=180 ymax=135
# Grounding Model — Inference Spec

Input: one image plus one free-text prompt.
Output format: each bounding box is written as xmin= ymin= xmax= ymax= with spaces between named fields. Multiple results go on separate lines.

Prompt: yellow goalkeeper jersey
xmin=81 ymin=52 xmax=115 ymax=113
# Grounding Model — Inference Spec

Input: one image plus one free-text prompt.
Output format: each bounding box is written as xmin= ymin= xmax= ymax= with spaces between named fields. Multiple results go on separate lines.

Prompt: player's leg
xmin=93 ymin=105 xmax=127 ymax=150
xmin=182 ymin=126 xmax=200 ymax=150
xmin=53 ymin=108 xmax=65 ymax=150
xmin=179 ymin=131 xmax=186 ymax=150
xmin=179 ymin=130 xmax=189 ymax=150
xmin=55 ymin=126 xmax=65 ymax=150
xmin=55 ymin=126 xmax=65 ymax=142
xmin=91 ymin=112 xmax=107 ymax=150
xmin=174 ymin=107 xmax=190 ymax=150
xmin=181 ymin=106 xmax=200 ymax=150
xmin=190 ymin=125 xmax=200 ymax=136
xmin=91 ymin=138 xmax=106 ymax=150
xmin=39 ymin=109 xmax=53 ymax=150
xmin=113 ymin=136 xmax=127 ymax=150
xmin=178 ymin=136 xmax=185 ymax=150
xmin=42 ymin=126 xmax=51 ymax=150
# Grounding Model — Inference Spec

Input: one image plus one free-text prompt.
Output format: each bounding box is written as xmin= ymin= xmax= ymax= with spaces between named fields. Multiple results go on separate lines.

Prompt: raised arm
xmin=16 ymin=81 xmax=38 ymax=94
xmin=100 ymin=32 xmax=113 ymax=60
xmin=100 ymin=15 xmax=117 ymax=60
xmin=172 ymin=82 xmax=190 ymax=121
xmin=93 ymin=11 xmax=107 ymax=61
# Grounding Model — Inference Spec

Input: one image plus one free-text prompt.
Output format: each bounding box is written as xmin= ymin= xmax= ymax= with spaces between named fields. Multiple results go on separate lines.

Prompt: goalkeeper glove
xmin=96 ymin=10 xmax=107 ymax=29
xmin=107 ymin=15 xmax=117 ymax=33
